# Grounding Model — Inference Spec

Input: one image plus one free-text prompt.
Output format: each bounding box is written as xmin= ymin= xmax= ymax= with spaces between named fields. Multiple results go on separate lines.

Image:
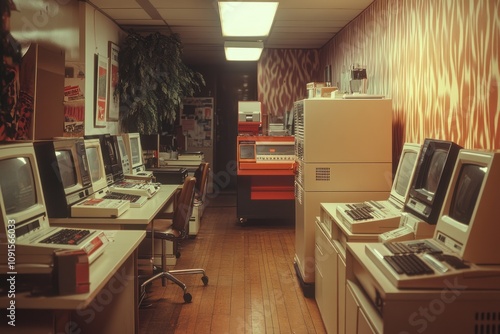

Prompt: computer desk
xmin=345 ymin=242 xmax=500 ymax=333
xmin=0 ymin=230 xmax=145 ymax=333
xmin=50 ymin=184 xmax=180 ymax=230
xmin=51 ymin=184 xmax=180 ymax=277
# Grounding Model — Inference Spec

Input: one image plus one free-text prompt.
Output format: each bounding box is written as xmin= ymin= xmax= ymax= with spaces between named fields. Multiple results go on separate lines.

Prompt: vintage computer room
xmin=0 ymin=1 xmax=499 ymax=333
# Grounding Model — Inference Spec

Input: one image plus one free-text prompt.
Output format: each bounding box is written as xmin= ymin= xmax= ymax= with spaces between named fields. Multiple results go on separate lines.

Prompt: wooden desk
xmin=50 ymin=184 xmax=179 ymax=230
xmin=0 ymin=230 xmax=145 ymax=334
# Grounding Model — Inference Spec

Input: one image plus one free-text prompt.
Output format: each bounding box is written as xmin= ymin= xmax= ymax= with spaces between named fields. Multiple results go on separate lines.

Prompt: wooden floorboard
xmin=139 ymin=194 xmax=326 ymax=334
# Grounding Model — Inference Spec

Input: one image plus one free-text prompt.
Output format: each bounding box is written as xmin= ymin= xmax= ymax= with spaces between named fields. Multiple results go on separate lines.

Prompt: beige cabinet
xmin=294 ymin=98 xmax=392 ymax=288
xmin=317 ymin=203 xmax=380 ymax=333
xmin=345 ymin=281 xmax=378 ymax=334
xmin=315 ymin=219 xmax=338 ymax=333
xmin=25 ymin=43 xmax=65 ymax=140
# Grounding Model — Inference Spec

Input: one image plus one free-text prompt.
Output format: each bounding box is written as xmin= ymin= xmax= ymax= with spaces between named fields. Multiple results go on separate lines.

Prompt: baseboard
xmin=293 ymin=261 xmax=315 ymax=298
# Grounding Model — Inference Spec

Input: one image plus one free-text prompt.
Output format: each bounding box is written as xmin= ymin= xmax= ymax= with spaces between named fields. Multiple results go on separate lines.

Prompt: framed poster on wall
xmin=107 ymin=42 xmax=119 ymax=121
xmin=95 ymin=54 xmax=108 ymax=127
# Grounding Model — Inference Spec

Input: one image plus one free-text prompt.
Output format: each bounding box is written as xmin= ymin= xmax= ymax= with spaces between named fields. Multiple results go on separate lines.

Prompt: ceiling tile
xmin=87 ymin=0 xmax=374 ymax=64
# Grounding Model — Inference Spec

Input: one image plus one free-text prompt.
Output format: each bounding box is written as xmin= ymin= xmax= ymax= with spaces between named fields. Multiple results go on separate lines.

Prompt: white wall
xmin=83 ymin=2 xmax=125 ymax=136
xmin=11 ymin=0 xmax=81 ymax=61
xmin=11 ymin=0 xmax=126 ymax=137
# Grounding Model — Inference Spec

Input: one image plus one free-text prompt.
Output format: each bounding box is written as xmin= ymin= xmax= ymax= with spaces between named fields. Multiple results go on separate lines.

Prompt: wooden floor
xmin=139 ymin=193 xmax=326 ymax=334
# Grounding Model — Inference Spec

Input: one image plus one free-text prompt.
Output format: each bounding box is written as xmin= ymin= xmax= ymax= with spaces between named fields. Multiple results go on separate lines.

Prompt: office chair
xmin=141 ymin=176 xmax=208 ymax=303
xmin=190 ymin=162 xmax=210 ymax=236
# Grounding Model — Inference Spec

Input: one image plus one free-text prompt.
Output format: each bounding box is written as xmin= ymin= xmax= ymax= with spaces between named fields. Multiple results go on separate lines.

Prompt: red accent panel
xmin=249 ymin=175 xmax=294 ymax=200
xmin=238 ymin=162 xmax=295 ymax=173
xmin=238 ymin=122 xmax=261 ymax=134
xmin=250 ymin=187 xmax=295 ymax=200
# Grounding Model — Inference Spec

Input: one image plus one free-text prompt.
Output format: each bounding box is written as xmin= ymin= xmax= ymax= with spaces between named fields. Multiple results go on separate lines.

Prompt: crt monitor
xmin=0 ymin=142 xmax=48 ymax=242
xmin=122 ymin=132 xmax=145 ymax=174
xmin=54 ymin=138 xmax=92 ymax=198
xmin=404 ymin=138 xmax=462 ymax=225
xmin=107 ymin=134 xmax=124 ymax=182
xmin=85 ymin=134 xmax=122 ymax=184
xmin=84 ymin=138 xmax=108 ymax=195
xmin=389 ymin=142 xmax=421 ymax=206
xmin=34 ymin=138 xmax=92 ymax=218
xmin=116 ymin=134 xmax=131 ymax=174
xmin=434 ymin=149 xmax=500 ymax=264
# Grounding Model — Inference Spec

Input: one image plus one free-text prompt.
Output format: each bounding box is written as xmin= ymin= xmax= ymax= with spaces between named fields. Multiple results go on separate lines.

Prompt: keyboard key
xmin=104 ymin=192 xmax=142 ymax=202
xmin=384 ymin=254 xmax=434 ymax=276
xmin=41 ymin=229 xmax=91 ymax=245
xmin=432 ymin=254 xmax=470 ymax=269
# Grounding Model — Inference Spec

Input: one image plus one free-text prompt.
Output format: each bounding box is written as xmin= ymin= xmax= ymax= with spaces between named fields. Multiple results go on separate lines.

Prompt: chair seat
xmin=149 ymin=218 xmax=173 ymax=231
xmin=146 ymin=227 xmax=182 ymax=240
xmin=146 ymin=219 xmax=181 ymax=240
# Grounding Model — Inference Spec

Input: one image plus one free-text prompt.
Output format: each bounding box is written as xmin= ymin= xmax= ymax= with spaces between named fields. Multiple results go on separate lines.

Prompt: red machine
xmin=236 ymin=135 xmax=295 ymax=223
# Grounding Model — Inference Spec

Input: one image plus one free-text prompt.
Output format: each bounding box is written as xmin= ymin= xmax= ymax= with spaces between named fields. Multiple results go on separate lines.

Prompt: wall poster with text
xmin=95 ymin=54 xmax=108 ymax=127
xmin=181 ymin=97 xmax=214 ymax=148
xmin=107 ymin=42 xmax=119 ymax=121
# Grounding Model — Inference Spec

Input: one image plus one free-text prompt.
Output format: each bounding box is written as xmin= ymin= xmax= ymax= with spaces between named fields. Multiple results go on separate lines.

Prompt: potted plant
xmin=116 ymin=31 xmax=204 ymax=134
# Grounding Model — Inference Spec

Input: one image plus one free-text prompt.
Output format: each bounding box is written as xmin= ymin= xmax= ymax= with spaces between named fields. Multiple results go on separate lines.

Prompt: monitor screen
xmin=104 ymin=136 xmax=118 ymax=165
xmin=116 ymin=135 xmax=130 ymax=172
xmin=0 ymin=157 xmax=37 ymax=215
xmin=423 ymin=148 xmax=447 ymax=195
xmin=405 ymin=138 xmax=461 ymax=224
xmin=393 ymin=150 xmax=418 ymax=198
xmin=130 ymin=137 xmax=141 ymax=166
xmin=84 ymin=139 xmax=108 ymax=194
xmin=117 ymin=136 xmax=127 ymax=158
xmin=56 ymin=150 xmax=78 ymax=189
xmin=448 ymin=164 xmax=485 ymax=226
xmin=86 ymin=146 xmax=102 ymax=183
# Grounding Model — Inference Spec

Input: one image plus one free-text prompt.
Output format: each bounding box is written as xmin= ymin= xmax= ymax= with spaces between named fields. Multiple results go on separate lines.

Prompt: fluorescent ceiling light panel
xmin=224 ymin=41 xmax=263 ymax=61
xmin=219 ymin=1 xmax=278 ymax=37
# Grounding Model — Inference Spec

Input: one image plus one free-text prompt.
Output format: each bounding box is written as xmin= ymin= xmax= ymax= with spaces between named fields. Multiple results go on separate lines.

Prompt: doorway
xmin=214 ymin=63 xmax=257 ymax=192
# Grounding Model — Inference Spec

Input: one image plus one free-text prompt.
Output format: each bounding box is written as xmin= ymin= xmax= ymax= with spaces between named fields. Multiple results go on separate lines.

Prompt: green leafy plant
xmin=116 ymin=32 xmax=204 ymax=134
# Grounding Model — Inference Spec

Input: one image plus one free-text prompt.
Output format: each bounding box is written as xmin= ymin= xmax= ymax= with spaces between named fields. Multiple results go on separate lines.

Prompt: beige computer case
xmin=293 ymin=98 xmax=393 ymax=285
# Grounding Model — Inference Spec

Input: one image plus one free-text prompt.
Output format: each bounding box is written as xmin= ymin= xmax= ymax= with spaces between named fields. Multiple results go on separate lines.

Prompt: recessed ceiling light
xmin=218 ymin=2 xmax=279 ymax=37
xmin=224 ymin=41 xmax=264 ymax=61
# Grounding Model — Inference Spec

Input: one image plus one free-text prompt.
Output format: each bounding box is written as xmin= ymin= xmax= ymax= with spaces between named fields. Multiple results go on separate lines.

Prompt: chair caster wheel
xmin=201 ymin=275 xmax=209 ymax=286
xmin=183 ymin=293 xmax=192 ymax=303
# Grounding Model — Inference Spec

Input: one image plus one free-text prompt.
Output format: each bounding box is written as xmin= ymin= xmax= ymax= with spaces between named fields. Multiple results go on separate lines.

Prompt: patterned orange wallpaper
xmin=257 ymin=49 xmax=320 ymax=122
xmin=319 ymin=0 xmax=500 ymax=153
xmin=258 ymin=0 xmax=499 ymax=158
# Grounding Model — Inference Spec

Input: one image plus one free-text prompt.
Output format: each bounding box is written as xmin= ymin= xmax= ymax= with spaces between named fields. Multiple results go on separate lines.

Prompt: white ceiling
xmin=87 ymin=0 xmax=374 ymax=65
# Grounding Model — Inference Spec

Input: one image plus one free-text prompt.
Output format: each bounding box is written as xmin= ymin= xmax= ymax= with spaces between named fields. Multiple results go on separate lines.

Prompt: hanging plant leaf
xmin=116 ymin=31 xmax=205 ymax=135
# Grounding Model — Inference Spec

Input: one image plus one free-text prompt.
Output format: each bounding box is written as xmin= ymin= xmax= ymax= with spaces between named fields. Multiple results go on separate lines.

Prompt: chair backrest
xmin=194 ymin=162 xmax=209 ymax=201
xmin=172 ymin=176 xmax=196 ymax=233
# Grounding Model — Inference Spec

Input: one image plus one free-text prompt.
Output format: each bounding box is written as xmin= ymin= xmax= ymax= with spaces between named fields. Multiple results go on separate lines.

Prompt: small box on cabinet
xmin=306 ymin=82 xmax=326 ymax=98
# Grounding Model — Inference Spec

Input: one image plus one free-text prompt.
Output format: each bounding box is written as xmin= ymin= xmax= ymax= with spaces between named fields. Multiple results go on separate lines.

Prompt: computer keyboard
xmin=40 ymin=229 xmax=91 ymax=245
xmin=384 ymin=240 xmax=442 ymax=255
xmin=110 ymin=181 xmax=160 ymax=198
xmin=101 ymin=191 xmax=148 ymax=208
xmin=384 ymin=253 xmax=434 ymax=276
xmin=344 ymin=203 xmax=375 ymax=220
xmin=103 ymin=192 xmax=141 ymax=202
